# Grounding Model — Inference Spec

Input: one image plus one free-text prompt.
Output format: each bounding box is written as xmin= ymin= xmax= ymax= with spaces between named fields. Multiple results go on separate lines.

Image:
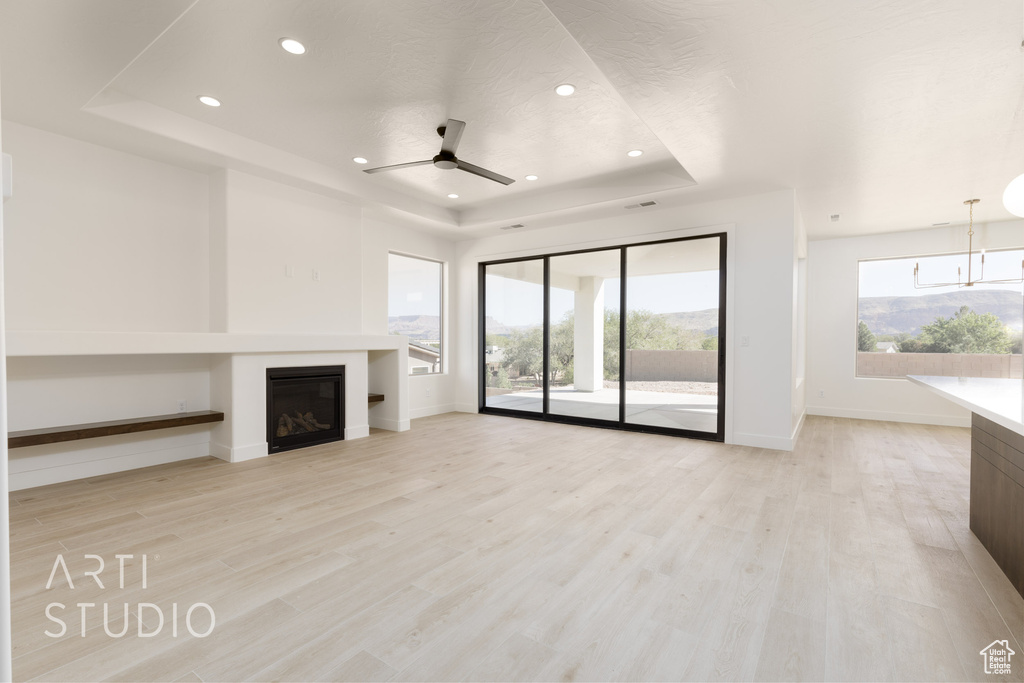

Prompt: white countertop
xmin=4 ymin=330 xmax=405 ymax=357
xmin=907 ymin=375 xmax=1024 ymax=436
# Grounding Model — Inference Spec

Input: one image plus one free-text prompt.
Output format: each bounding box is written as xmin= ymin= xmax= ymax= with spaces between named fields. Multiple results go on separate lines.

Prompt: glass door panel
xmin=624 ymin=237 xmax=722 ymax=434
xmin=483 ymin=259 xmax=545 ymax=413
xmin=547 ymin=250 xmax=621 ymax=422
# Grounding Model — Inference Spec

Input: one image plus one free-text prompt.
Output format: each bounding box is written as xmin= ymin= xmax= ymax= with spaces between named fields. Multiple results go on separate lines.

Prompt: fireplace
xmin=266 ymin=365 xmax=345 ymax=453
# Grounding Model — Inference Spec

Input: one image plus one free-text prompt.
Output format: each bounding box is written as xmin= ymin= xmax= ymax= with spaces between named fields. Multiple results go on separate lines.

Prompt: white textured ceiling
xmin=1 ymin=0 xmax=1022 ymax=238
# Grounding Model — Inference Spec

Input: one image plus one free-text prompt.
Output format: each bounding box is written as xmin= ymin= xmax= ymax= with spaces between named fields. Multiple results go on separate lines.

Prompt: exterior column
xmin=573 ymin=277 xmax=604 ymax=392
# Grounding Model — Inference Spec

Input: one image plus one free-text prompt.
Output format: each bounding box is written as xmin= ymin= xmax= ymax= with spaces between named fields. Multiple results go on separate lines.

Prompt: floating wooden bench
xmin=8 ymin=410 xmax=225 ymax=449
xmin=368 ymin=393 xmax=385 ymax=405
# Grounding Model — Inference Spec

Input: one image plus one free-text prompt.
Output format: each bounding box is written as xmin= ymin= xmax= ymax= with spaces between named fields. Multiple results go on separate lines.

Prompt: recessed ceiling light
xmin=627 ymin=149 xmax=643 ymax=157
xmin=447 ymin=193 xmax=459 ymax=199
xmin=353 ymin=157 xmax=368 ymax=164
xmin=525 ymin=175 xmax=538 ymax=181
xmin=279 ymin=38 xmax=306 ymax=55
xmin=197 ymin=96 xmax=221 ymax=107
xmin=555 ymin=84 xmax=575 ymax=96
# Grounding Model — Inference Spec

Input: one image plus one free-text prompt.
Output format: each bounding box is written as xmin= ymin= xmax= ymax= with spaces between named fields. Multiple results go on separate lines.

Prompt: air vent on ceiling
xmin=499 ymin=223 xmax=525 ymax=231
xmin=625 ymin=200 xmax=658 ymax=210
xmin=829 ymin=213 xmax=841 ymax=223
xmin=932 ymin=222 xmax=950 ymax=227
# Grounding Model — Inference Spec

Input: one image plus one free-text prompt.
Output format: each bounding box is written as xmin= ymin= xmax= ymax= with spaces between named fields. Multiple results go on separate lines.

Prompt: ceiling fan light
xmin=1003 ymin=173 xmax=1024 ymax=217
xmin=279 ymin=38 xmax=306 ymax=55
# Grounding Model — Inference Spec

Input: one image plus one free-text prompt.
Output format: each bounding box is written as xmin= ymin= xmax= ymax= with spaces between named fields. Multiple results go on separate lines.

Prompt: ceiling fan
xmin=363 ymin=119 xmax=515 ymax=186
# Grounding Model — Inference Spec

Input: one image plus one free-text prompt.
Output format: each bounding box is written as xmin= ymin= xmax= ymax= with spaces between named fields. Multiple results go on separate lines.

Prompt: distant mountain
xmin=661 ymin=309 xmax=720 ymax=335
xmin=388 ymin=315 xmax=440 ymax=340
xmin=858 ymin=290 xmax=1023 ymax=336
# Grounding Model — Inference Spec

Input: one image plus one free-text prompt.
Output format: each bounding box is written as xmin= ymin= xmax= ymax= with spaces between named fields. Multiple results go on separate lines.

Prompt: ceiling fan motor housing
xmin=433 ymin=152 xmax=458 ymax=170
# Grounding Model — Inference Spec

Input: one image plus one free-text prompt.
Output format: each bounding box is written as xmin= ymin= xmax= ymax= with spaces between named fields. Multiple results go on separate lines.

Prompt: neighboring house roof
xmin=408 ymin=340 xmax=440 ymax=363
xmin=876 ymin=342 xmax=898 ymax=352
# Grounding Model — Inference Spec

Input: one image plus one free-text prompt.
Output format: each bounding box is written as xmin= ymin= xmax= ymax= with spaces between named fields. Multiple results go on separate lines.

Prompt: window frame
xmin=478 ymin=232 xmax=727 ymax=441
xmin=388 ymin=251 xmax=445 ymax=376
xmin=855 ymin=248 xmax=1024 ymax=380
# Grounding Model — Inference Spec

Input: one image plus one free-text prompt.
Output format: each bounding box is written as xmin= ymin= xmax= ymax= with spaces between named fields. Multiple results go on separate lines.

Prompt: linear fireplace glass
xmin=267 ymin=365 xmax=345 ymax=453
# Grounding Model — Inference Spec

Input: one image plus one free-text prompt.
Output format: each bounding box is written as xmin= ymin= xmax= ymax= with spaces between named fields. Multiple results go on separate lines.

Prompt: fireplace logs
xmin=275 ymin=411 xmax=331 ymax=437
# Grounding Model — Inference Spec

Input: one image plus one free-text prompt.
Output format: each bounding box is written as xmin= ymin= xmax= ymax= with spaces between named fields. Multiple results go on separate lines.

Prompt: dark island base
xmin=970 ymin=413 xmax=1024 ymax=598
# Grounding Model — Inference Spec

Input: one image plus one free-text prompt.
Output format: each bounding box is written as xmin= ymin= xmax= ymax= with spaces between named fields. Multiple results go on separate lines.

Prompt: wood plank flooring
xmin=7 ymin=414 xmax=1023 ymax=681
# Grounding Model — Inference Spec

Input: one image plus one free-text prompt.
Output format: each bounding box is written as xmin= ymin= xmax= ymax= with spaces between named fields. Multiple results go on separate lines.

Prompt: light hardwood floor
xmin=7 ymin=414 xmax=1023 ymax=682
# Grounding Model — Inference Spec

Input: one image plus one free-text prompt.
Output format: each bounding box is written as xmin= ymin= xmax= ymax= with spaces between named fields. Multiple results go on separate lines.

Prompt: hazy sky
xmin=859 ymin=249 xmax=1024 ymax=299
xmin=388 ymin=253 xmax=442 ymax=318
xmin=487 ymin=271 xmax=720 ymax=327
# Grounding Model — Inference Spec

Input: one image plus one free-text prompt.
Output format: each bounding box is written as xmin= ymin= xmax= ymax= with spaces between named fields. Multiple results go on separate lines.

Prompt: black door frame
xmin=478 ymin=232 xmax=727 ymax=442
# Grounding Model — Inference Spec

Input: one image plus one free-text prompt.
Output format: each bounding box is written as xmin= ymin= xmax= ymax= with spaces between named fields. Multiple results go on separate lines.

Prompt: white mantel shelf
xmin=5 ymin=330 xmax=404 ymax=357
xmin=907 ymin=375 xmax=1024 ymax=436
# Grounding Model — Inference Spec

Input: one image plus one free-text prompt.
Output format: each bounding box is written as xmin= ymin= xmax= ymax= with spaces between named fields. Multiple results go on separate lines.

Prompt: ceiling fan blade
xmin=363 ymin=159 xmax=433 ymax=174
xmin=439 ymin=119 xmax=466 ymax=156
xmin=455 ymin=159 xmax=515 ymax=185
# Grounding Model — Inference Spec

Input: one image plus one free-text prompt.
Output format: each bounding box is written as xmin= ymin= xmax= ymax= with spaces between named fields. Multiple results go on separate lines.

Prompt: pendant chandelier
xmin=913 ymin=199 xmax=1024 ymax=288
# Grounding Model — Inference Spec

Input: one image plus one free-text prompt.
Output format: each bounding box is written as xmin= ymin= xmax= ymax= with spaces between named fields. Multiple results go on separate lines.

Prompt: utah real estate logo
xmin=980 ymin=639 xmax=1014 ymax=676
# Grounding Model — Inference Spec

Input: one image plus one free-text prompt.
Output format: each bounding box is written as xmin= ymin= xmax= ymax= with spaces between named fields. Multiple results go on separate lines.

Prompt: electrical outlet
xmin=740 ymin=335 xmax=750 ymax=347
xmin=425 ymin=388 xmax=431 ymax=398
xmin=285 ymin=265 xmax=294 ymax=278
xmin=818 ymin=390 xmax=825 ymax=399
xmin=177 ymin=400 xmax=187 ymax=413
xmin=312 ymin=269 xmax=321 ymax=282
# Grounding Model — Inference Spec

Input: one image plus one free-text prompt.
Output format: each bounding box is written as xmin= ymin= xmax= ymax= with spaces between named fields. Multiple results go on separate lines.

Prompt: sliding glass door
xmin=547 ymin=250 xmax=621 ymax=423
xmin=482 ymin=259 xmax=545 ymax=413
xmin=480 ymin=234 xmax=725 ymax=441
xmin=624 ymin=239 xmax=721 ymax=435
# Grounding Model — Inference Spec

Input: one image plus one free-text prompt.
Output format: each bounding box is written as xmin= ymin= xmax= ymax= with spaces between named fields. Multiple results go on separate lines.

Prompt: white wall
xmin=452 ymin=190 xmax=801 ymax=450
xmin=806 ymin=219 xmax=1024 ymax=426
xmin=216 ymin=169 xmax=362 ymax=334
xmin=361 ymin=211 xmax=457 ymax=418
xmin=1 ymin=121 xmax=210 ymax=332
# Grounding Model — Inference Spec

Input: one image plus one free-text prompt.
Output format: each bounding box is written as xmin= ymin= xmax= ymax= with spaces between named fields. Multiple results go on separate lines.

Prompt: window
xmin=857 ymin=250 xmax=1023 ymax=379
xmin=389 ymin=253 xmax=443 ymax=375
xmin=481 ymin=233 xmax=726 ymax=441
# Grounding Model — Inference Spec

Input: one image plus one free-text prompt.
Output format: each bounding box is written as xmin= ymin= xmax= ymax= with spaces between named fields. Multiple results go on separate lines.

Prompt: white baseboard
xmin=410 ymin=403 xmax=456 ymax=420
xmin=345 ymin=424 xmax=370 ymax=440
xmin=227 ymin=442 xmax=269 ymax=462
xmin=730 ymin=431 xmax=795 ymax=451
xmin=806 ymin=406 xmax=971 ymax=428
xmin=455 ymin=403 xmax=478 ymax=413
xmin=792 ymin=410 xmax=807 ymax=443
xmin=9 ymin=442 xmax=212 ymax=491
xmin=368 ymin=416 xmax=411 ymax=432
xmin=209 ymin=442 xmax=232 ymax=462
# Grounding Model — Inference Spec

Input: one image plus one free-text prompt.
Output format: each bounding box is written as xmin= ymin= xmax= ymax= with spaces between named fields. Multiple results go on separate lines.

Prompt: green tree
xmin=549 ymin=312 xmax=575 ymax=384
xmin=485 ymin=334 xmax=509 ymax=348
xmin=502 ymin=327 xmax=543 ymax=379
xmin=917 ymin=305 xmax=1011 ymax=354
xmin=857 ymin=321 xmax=876 ymax=352
xmin=700 ymin=336 xmax=718 ymax=351
xmin=494 ymin=365 xmax=512 ymax=389
xmin=898 ymin=338 xmax=925 ymax=353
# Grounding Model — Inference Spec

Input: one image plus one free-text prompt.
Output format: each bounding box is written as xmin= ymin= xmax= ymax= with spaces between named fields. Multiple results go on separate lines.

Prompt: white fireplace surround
xmin=5 ymin=331 xmax=410 ymax=485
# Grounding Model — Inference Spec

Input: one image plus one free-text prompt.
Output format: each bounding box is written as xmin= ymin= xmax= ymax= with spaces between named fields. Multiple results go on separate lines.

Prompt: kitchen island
xmin=909 ymin=375 xmax=1024 ymax=598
